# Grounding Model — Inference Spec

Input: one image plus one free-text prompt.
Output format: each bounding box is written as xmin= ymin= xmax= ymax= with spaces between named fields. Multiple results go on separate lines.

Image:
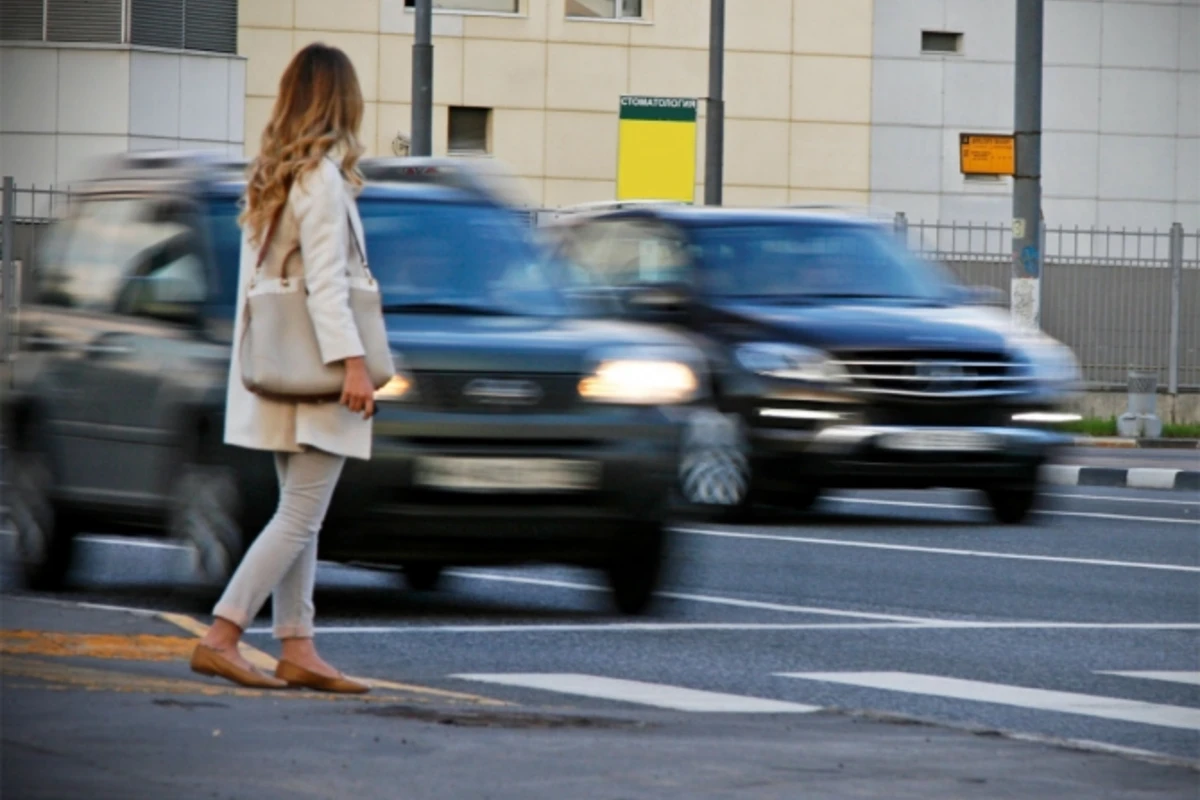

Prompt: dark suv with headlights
xmin=545 ymin=206 xmax=1079 ymax=524
xmin=3 ymin=153 xmax=704 ymax=612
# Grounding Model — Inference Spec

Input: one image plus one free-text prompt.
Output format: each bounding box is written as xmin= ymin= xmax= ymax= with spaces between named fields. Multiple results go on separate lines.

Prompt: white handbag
xmin=239 ymin=206 xmax=395 ymax=401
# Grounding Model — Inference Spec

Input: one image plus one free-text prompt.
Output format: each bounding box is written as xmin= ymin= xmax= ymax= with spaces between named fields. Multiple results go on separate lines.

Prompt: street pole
xmin=704 ymin=0 xmax=725 ymax=206
xmin=411 ymin=0 xmax=434 ymax=157
xmin=1011 ymin=0 xmax=1044 ymax=328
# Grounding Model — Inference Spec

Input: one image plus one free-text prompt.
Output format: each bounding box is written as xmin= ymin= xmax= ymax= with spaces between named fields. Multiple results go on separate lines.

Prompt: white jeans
xmin=213 ymin=448 xmax=345 ymax=639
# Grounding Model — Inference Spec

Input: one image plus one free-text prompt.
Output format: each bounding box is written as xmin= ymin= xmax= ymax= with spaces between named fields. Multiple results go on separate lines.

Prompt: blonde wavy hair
xmin=241 ymin=43 xmax=365 ymax=244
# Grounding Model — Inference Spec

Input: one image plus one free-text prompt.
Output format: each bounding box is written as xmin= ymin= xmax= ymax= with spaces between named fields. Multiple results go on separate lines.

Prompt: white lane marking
xmin=826 ymin=496 xmax=1199 ymax=527
xmin=1127 ymin=469 xmax=1184 ymax=491
xmin=452 ymin=673 xmax=820 ymax=713
xmin=447 ymin=570 xmax=937 ymax=623
xmin=244 ymin=621 xmax=1200 ymax=635
xmin=1043 ymin=492 xmax=1199 ymax=507
xmin=678 ymin=527 xmax=1200 ymax=573
xmin=77 ymin=535 xmax=187 ymax=551
xmin=1097 ymin=671 xmax=1200 ymax=687
xmin=1042 ymin=465 xmax=1082 ymax=485
xmin=777 ymin=672 xmax=1200 ymax=731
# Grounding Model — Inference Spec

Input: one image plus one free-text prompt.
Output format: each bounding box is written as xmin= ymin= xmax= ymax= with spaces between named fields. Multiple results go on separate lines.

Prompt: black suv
xmin=3 ymin=153 xmax=705 ymax=612
xmin=545 ymin=206 xmax=1079 ymax=524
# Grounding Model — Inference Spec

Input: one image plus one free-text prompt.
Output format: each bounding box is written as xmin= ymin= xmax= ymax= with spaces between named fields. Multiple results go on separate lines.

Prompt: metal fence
xmin=896 ymin=216 xmax=1200 ymax=391
xmin=2 ymin=177 xmax=1197 ymax=391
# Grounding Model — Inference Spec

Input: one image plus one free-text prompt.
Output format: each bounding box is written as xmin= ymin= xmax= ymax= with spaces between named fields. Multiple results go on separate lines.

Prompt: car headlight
xmin=1013 ymin=339 xmax=1082 ymax=389
xmin=579 ymin=348 xmax=702 ymax=406
xmin=735 ymin=343 xmax=849 ymax=384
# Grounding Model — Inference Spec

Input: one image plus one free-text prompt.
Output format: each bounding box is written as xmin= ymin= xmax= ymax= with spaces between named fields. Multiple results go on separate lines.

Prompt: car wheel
xmin=5 ymin=445 xmax=77 ymax=591
xmin=606 ymin=522 xmax=667 ymax=615
xmin=403 ymin=563 xmax=444 ymax=592
xmin=775 ymin=484 xmax=822 ymax=514
xmin=169 ymin=464 xmax=246 ymax=592
xmin=679 ymin=410 xmax=751 ymax=509
xmin=985 ymin=483 xmax=1039 ymax=525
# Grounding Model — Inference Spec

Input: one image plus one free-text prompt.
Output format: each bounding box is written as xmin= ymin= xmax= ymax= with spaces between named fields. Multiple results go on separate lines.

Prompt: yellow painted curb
xmin=156 ymin=611 xmax=507 ymax=706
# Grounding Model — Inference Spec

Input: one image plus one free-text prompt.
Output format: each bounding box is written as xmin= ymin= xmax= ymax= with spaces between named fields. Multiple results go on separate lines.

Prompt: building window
xmin=921 ymin=31 xmax=963 ymax=54
xmin=448 ymin=107 xmax=491 ymax=155
xmin=0 ymin=0 xmax=235 ymax=53
xmin=566 ymin=0 xmax=643 ymax=20
xmin=403 ymin=0 xmax=519 ymax=13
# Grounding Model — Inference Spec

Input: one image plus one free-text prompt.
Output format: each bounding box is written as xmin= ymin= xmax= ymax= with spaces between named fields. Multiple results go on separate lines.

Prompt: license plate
xmin=414 ymin=457 xmax=601 ymax=492
xmin=880 ymin=430 xmax=998 ymax=452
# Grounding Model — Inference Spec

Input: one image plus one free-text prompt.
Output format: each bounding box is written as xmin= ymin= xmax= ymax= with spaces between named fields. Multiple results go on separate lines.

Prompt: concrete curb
xmin=1044 ymin=465 xmax=1200 ymax=492
xmin=1073 ymin=436 xmax=1200 ymax=449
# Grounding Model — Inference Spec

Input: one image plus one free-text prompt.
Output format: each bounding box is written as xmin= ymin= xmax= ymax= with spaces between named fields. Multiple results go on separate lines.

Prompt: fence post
xmin=894 ymin=211 xmax=908 ymax=244
xmin=1167 ymin=222 xmax=1183 ymax=396
xmin=2 ymin=177 xmax=14 ymax=372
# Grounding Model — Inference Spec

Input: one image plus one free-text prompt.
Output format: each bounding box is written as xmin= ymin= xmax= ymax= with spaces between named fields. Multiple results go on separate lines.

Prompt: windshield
xmin=359 ymin=198 xmax=563 ymax=316
xmin=689 ymin=222 xmax=957 ymax=302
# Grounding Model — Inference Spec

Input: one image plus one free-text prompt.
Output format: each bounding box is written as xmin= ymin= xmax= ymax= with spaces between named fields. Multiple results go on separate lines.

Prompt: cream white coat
xmin=224 ymin=158 xmax=374 ymax=461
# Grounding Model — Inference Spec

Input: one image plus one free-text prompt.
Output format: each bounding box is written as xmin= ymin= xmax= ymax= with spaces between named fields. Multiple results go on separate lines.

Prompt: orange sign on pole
xmin=959 ymin=134 xmax=1015 ymax=176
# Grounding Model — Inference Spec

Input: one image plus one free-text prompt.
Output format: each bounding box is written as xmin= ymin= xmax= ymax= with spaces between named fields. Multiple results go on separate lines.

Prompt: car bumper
xmin=322 ymin=405 xmax=683 ymax=564
xmin=752 ymin=424 xmax=1069 ymax=490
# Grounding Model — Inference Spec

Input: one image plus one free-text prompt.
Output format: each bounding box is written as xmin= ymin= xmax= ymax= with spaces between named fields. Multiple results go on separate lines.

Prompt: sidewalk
xmin=2 ymin=596 xmax=1195 ymax=800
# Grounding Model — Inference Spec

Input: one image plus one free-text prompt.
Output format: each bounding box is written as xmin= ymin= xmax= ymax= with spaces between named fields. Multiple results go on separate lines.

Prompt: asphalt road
xmin=3 ymin=482 xmax=1197 ymax=772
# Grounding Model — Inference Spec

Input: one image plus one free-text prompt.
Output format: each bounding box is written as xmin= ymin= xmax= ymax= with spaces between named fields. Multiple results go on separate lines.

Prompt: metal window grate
xmin=448 ymin=107 xmax=491 ymax=154
xmin=47 ymin=0 xmax=122 ymax=43
xmin=184 ymin=0 xmax=235 ymax=54
xmin=131 ymin=0 xmax=184 ymax=49
xmin=0 ymin=0 xmax=44 ymax=40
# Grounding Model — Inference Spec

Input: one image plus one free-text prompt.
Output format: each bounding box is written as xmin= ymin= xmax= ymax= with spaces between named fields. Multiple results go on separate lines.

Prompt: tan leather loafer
xmin=190 ymin=644 xmax=287 ymax=689
xmin=275 ymin=660 xmax=370 ymax=694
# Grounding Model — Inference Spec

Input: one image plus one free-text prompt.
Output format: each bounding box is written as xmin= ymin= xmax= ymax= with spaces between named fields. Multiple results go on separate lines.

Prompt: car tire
xmin=169 ymin=464 xmax=246 ymax=595
xmin=606 ymin=522 xmax=667 ymax=616
xmin=403 ymin=563 xmax=444 ymax=592
xmin=774 ymin=484 xmax=822 ymax=514
xmin=985 ymin=482 xmax=1039 ymax=525
xmin=5 ymin=443 xmax=77 ymax=591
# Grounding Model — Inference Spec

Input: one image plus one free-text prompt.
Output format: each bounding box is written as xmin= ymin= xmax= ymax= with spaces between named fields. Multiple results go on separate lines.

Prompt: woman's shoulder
xmin=291 ymin=157 xmax=345 ymax=202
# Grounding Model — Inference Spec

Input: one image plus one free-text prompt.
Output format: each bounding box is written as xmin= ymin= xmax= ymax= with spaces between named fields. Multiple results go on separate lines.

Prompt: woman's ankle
xmin=279 ymin=637 xmax=317 ymax=662
xmin=202 ymin=617 xmax=244 ymax=650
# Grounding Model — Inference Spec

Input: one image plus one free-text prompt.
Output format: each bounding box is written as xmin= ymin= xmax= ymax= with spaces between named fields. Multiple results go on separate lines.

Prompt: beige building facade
xmin=237 ymin=0 xmax=875 ymax=208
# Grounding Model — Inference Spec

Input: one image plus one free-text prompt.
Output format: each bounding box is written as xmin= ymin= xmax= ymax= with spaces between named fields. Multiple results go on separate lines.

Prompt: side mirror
xmin=122 ymin=275 xmax=205 ymax=324
xmin=622 ymin=282 xmax=693 ymax=323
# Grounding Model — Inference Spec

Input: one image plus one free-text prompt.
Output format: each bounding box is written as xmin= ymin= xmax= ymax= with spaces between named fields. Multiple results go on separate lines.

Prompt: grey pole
xmin=704 ymin=0 xmax=725 ymax=206
xmin=1 ymin=177 xmax=14 ymax=370
xmin=411 ymin=0 xmax=434 ymax=157
xmin=1167 ymin=221 xmax=1183 ymax=395
xmin=1011 ymin=0 xmax=1044 ymax=327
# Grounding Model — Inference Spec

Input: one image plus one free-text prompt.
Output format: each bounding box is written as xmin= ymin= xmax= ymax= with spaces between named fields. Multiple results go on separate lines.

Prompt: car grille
xmin=411 ymin=371 xmax=580 ymax=414
xmin=833 ymin=350 xmax=1029 ymax=399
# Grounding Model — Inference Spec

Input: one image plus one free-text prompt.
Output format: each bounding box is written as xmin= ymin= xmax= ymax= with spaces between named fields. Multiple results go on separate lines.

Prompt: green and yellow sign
xmin=616 ymin=95 xmax=698 ymax=203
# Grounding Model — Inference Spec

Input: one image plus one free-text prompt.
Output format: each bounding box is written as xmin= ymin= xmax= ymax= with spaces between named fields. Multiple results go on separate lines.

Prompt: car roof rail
xmin=359 ymin=156 xmax=531 ymax=208
xmin=784 ymin=203 xmax=896 ymax=221
xmin=76 ymin=150 xmax=247 ymax=196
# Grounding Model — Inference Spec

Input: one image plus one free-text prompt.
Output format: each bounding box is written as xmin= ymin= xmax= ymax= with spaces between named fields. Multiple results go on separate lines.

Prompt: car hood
xmin=385 ymin=313 xmax=696 ymax=373
xmin=708 ymin=299 xmax=1022 ymax=354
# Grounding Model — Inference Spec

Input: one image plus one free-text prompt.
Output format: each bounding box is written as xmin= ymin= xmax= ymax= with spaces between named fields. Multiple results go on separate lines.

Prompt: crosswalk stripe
xmin=777 ymin=672 xmax=1200 ymax=731
xmin=1097 ymin=671 xmax=1200 ymax=687
xmin=452 ymin=673 xmax=820 ymax=713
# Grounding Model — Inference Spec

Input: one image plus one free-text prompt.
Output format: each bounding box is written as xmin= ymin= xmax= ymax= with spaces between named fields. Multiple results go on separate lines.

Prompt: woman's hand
xmin=340 ymin=356 xmax=376 ymax=419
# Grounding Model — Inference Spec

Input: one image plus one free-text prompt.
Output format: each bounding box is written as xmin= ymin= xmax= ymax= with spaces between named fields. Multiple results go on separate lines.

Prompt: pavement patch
xmin=356 ymin=704 xmax=650 ymax=730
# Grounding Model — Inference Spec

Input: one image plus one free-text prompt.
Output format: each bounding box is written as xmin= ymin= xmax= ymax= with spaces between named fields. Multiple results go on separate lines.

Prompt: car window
xmin=358 ymin=197 xmax=564 ymax=316
xmin=562 ymin=219 xmax=691 ymax=288
xmin=37 ymin=197 xmax=154 ymax=310
xmin=688 ymin=223 xmax=957 ymax=301
xmin=202 ymin=193 xmax=243 ymax=320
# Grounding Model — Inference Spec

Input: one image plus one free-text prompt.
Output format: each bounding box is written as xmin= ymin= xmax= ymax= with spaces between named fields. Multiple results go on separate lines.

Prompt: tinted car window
xmin=38 ymin=197 xmax=155 ymax=310
xmin=689 ymin=223 xmax=957 ymax=301
xmin=203 ymin=193 xmax=243 ymax=319
xmin=359 ymin=198 xmax=563 ymax=316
